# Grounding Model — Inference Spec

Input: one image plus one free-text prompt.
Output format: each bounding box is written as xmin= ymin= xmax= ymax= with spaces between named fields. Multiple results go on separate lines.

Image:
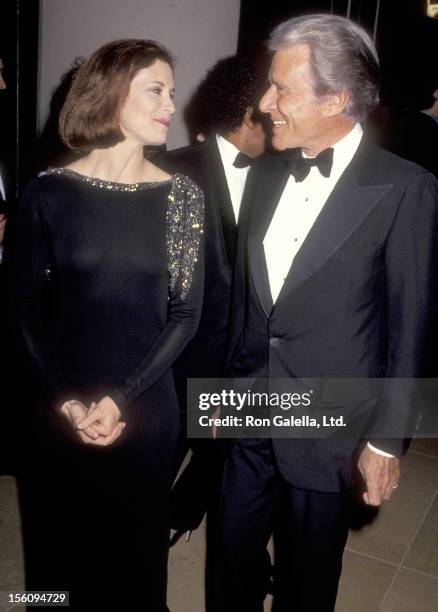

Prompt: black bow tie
xmin=233 ymin=152 xmax=254 ymax=169
xmin=285 ymin=148 xmax=334 ymax=182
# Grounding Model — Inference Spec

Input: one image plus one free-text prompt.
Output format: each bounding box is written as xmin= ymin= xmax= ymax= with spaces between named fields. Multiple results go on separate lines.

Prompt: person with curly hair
xmin=156 ymin=55 xmax=267 ymax=606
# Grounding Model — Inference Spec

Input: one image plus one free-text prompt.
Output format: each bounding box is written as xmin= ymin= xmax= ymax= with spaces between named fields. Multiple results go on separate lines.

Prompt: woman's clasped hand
xmin=60 ymin=397 xmax=125 ymax=445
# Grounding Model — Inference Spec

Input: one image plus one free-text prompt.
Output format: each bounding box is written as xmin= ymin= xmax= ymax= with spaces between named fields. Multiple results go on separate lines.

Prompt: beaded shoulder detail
xmin=45 ymin=167 xmax=172 ymax=192
xmin=166 ymin=174 xmax=204 ymax=300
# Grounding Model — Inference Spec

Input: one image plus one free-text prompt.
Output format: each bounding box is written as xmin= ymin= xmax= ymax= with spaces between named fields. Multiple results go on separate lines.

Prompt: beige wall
xmin=39 ymin=0 xmax=241 ymax=149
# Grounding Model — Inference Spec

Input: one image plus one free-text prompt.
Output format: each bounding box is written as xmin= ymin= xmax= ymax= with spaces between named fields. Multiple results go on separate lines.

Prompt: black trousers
xmin=171 ymin=402 xmax=227 ymax=611
xmin=211 ymin=438 xmax=350 ymax=612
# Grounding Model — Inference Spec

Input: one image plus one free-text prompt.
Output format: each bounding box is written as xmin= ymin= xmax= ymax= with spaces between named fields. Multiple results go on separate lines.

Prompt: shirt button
xmin=269 ymin=336 xmax=283 ymax=347
xmin=294 ymin=238 xmax=298 ymax=242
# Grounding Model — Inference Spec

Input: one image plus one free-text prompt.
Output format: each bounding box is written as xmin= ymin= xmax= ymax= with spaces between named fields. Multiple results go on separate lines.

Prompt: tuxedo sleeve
xmin=367 ymin=170 xmax=438 ymax=455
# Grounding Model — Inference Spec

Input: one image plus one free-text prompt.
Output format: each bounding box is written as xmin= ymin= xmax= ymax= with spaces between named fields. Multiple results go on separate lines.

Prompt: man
xmin=218 ymin=14 xmax=438 ymax=612
xmin=156 ymin=55 xmax=267 ymax=536
xmin=159 ymin=56 xmax=267 ymax=389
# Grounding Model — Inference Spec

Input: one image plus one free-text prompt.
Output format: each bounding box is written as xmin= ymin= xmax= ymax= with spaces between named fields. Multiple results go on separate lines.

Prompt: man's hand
xmin=0 ymin=213 xmax=6 ymax=246
xmin=75 ymin=395 xmax=124 ymax=446
xmin=211 ymin=407 xmax=220 ymax=439
xmin=358 ymin=445 xmax=400 ymax=506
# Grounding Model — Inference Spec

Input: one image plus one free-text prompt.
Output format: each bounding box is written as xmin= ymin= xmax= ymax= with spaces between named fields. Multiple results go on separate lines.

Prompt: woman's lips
xmin=154 ymin=118 xmax=170 ymax=128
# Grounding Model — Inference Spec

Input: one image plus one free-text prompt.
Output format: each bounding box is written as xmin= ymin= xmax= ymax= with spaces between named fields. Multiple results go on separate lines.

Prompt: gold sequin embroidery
xmin=46 ymin=168 xmax=172 ymax=191
xmin=166 ymin=174 xmax=204 ymax=300
xmin=46 ymin=168 xmax=204 ymax=300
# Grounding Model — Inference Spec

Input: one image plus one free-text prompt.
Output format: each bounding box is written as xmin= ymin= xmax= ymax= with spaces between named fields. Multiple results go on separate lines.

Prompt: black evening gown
xmin=14 ymin=169 xmax=204 ymax=611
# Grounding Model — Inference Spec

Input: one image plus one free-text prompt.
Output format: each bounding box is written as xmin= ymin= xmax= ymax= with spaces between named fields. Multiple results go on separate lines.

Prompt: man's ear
xmin=323 ymin=90 xmax=350 ymax=118
xmin=243 ymin=106 xmax=255 ymax=128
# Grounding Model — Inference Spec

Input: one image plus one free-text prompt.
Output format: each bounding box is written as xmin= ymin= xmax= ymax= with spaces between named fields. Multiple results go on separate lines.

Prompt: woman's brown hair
xmin=59 ymin=39 xmax=173 ymax=151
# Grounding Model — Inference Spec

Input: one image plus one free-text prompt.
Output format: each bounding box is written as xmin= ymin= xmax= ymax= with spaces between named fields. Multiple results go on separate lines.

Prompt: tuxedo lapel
xmin=275 ymin=145 xmax=393 ymax=305
xmin=207 ymin=138 xmax=238 ymax=265
xmin=247 ymin=156 xmax=291 ymax=317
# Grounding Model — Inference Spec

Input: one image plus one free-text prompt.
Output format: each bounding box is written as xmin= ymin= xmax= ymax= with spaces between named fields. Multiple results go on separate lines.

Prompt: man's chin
xmin=272 ymin=141 xmax=287 ymax=152
xmin=271 ymin=133 xmax=296 ymax=152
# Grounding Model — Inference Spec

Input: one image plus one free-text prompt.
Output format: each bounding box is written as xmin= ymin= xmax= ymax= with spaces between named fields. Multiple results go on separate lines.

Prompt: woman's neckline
xmin=46 ymin=167 xmax=174 ymax=192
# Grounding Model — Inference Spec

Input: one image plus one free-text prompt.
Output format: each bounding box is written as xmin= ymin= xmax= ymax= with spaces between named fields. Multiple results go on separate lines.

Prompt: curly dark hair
xmin=184 ymin=54 xmax=267 ymax=138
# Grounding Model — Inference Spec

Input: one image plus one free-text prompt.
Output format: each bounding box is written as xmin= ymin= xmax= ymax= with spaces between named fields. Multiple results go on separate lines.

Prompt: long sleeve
xmin=14 ymin=174 xmax=204 ymax=415
xmin=368 ymin=170 xmax=438 ymax=455
xmin=109 ymin=175 xmax=204 ymax=411
xmin=13 ymin=179 xmax=72 ymax=407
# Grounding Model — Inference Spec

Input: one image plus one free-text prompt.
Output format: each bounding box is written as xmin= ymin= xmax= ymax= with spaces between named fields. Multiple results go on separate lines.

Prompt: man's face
xmin=259 ymin=44 xmax=329 ymax=155
xmin=0 ymin=59 xmax=6 ymax=90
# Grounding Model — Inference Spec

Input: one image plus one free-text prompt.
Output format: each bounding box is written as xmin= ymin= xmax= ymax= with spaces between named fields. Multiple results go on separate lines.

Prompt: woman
xmin=15 ymin=39 xmax=203 ymax=610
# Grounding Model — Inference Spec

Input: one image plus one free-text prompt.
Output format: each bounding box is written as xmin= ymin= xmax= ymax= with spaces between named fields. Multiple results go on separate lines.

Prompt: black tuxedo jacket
xmin=156 ymin=137 xmax=240 ymax=382
xmin=227 ymin=138 xmax=438 ymax=492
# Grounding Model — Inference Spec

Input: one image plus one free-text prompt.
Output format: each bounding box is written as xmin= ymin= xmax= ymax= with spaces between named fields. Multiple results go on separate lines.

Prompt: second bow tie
xmin=233 ymin=152 xmax=254 ymax=169
xmin=287 ymin=147 xmax=334 ymax=182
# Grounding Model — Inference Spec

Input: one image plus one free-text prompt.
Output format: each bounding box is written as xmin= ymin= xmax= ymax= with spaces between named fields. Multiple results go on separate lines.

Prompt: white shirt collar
xmin=216 ymin=134 xmax=242 ymax=168
xmin=321 ymin=122 xmax=363 ymax=178
xmin=422 ymin=109 xmax=438 ymax=124
xmin=302 ymin=122 xmax=362 ymax=166
xmin=215 ymin=133 xmax=251 ymax=222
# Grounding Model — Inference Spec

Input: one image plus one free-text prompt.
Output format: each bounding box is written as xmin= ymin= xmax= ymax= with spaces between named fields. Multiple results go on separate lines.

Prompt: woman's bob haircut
xmin=59 ymin=39 xmax=173 ymax=151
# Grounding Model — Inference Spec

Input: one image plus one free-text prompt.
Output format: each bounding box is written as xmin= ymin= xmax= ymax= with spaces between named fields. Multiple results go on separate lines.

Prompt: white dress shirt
xmin=264 ymin=123 xmax=363 ymax=302
xmin=263 ymin=123 xmax=392 ymax=458
xmin=216 ymin=134 xmax=250 ymax=222
xmin=0 ymin=172 xmax=5 ymax=202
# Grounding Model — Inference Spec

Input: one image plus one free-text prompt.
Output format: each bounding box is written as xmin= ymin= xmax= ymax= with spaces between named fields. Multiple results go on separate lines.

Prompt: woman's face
xmin=119 ymin=59 xmax=175 ymax=146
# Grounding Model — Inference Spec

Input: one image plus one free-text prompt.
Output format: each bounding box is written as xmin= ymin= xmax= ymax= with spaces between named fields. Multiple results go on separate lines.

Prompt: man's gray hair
xmin=269 ymin=14 xmax=380 ymax=122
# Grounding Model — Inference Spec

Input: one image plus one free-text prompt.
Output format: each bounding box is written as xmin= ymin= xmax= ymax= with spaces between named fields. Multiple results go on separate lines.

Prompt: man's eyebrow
xmin=267 ymin=70 xmax=287 ymax=89
xmin=269 ymin=77 xmax=286 ymax=89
